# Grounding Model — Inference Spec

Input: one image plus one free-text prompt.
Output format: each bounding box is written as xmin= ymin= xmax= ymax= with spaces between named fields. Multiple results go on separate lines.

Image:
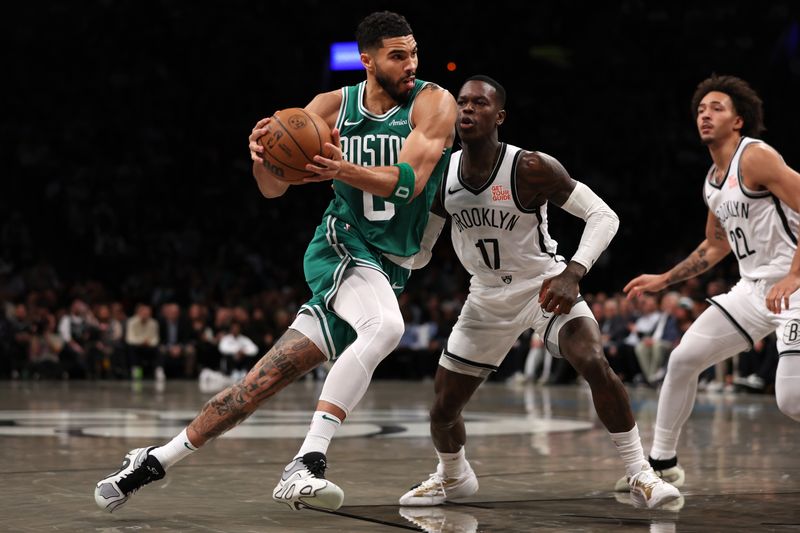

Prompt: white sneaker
xmin=155 ymin=367 xmax=166 ymax=382
xmin=734 ymin=373 xmax=765 ymax=390
xmin=94 ymin=447 xmax=166 ymax=512
xmin=614 ymin=462 xmax=685 ymax=492
xmin=614 ymin=491 xmax=686 ymax=512
xmin=399 ymin=507 xmax=479 ymax=533
xmin=272 ymin=452 xmax=344 ymax=511
xmin=627 ymin=467 xmax=682 ymax=509
xmin=399 ymin=462 xmax=479 ymax=506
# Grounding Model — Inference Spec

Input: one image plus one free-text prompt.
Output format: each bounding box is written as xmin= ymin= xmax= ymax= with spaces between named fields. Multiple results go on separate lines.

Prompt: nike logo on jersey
xmin=448 ymin=185 xmax=464 ymax=194
xmin=391 ymin=282 xmax=405 ymax=290
xmin=343 ymin=119 xmax=363 ymax=127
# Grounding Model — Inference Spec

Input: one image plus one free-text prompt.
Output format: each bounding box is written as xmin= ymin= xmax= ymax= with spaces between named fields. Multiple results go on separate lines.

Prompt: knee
xmin=362 ymin=311 xmax=405 ymax=353
xmin=383 ymin=313 xmax=405 ymax=347
xmin=569 ymin=342 xmax=612 ymax=383
xmin=430 ymin=398 xmax=462 ymax=429
xmin=665 ymin=344 xmax=702 ymax=379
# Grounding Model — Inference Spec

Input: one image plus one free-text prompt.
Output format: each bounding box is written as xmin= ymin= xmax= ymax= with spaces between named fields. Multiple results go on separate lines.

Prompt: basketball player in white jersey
xmin=615 ymin=74 xmax=800 ymax=492
xmin=397 ymin=76 xmax=681 ymax=509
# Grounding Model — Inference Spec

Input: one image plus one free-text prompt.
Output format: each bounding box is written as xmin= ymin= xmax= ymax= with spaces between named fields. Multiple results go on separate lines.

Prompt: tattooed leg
xmin=187 ymin=329 xmax=326 ymax=446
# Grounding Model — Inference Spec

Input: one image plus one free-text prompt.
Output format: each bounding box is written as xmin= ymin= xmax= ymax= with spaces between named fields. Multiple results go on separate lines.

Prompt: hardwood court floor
xmin=1 ymin=378 xmax=798 ymax=532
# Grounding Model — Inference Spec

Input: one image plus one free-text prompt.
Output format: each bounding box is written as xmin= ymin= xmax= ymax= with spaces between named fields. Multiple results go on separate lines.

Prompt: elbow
xmin=608 ymin=209 xmax=620 ymax=237
xmin=587 ymin=207 xmax=620 ymax=238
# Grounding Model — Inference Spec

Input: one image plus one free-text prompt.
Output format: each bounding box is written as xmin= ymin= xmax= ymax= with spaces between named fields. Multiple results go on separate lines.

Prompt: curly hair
xmin=691 ymin=74 xmax=765 ymax=138
xmin=355 ymin=11 xmax=413 ymax=52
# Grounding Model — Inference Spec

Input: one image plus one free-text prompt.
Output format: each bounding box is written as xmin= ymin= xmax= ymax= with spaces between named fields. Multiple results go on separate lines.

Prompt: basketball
xmin=259 ymin=108 xmax=333 ymax=183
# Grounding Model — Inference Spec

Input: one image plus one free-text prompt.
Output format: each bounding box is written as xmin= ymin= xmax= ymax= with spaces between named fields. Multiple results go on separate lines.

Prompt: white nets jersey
xmin=443 ymin=144 xmax=565 ymax=285
xmin=703 ymin=137 xmax=799 ymax=281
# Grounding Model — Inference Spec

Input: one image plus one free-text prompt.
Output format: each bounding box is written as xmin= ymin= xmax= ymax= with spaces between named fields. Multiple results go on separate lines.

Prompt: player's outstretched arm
xmin=248 ymin=91 xmax=342 ymax=198
xmin=303 ymin=85 xmax=457 ymax=201
xmin=741 ymin=143 xmax=800 ymax=312
xmin=624 ymin=210 xmax=731 ymax=299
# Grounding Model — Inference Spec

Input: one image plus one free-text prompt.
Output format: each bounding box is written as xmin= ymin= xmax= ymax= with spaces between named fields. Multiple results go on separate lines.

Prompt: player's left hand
xmin=766 ymin=273 xmax=800 ymax=314
xmin=304 ymin=129 xmax=344 ymax=182
xmin=539 ymin=262 xmax=585 ymax=315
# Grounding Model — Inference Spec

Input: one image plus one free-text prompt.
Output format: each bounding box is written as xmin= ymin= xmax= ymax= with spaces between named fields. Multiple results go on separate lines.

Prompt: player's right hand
xmin=249 ymin=117 xmax=271 ymax=164
xmin=623 ymin=273 xmax=668 ymax=299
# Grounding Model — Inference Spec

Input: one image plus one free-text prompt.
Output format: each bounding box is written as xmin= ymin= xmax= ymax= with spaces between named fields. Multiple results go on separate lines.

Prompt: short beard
xmin=375 ymin=67 xmax=412 ymax=105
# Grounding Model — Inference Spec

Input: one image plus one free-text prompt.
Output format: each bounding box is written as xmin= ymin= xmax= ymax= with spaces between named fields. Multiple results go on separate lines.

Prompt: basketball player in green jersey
xmin=94 ymin=11 xmax=455 ymax=513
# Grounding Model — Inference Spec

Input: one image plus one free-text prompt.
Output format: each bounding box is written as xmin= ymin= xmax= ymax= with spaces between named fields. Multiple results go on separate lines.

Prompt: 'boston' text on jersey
xmin=341 ymin=135 xmax=406 ymax=166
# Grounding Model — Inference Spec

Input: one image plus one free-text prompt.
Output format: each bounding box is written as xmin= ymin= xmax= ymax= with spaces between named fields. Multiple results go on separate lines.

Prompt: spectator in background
xmin=213 ymin=306 xmax=233 ymax=344
xmin=188 ymin=303 xmax=218 ymax=371
xmin=218 ymin=321 xmax=258 ymax=381
xmin=601 ymin=297 xmax=637 ymax=383
xmin=89 ymin=304 xmax=124 ymax=378
xmin=58 ymin=299 xmax=95 ymax=378
xmin=9 ymin=303 xmax=33 ymax=378
xmin=158 ymin=302 xmax=196 ymax=379
xmin=674 ymin=297 xmax=696 ymax=335
xmin=623 ymin=294 xmax=660 ymax=384
xmin=0 ymin=304 xmax=14 ymax=377
xmin=246 ymin=307 xmax=273 ymax=354
xmin=634 ymin=292 xmax=681 ymax=385
xmin=126 ymin=303 xmax=159 ymax=379
xmin=28 ymin=313 xmax=64 ymax=379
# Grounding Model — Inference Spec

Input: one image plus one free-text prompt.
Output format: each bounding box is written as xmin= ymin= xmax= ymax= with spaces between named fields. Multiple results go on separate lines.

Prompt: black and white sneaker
xmin=94 ymin=447 xmax=166 ymax=512
xmin=272 ymin=452 xmax=344 ymax=511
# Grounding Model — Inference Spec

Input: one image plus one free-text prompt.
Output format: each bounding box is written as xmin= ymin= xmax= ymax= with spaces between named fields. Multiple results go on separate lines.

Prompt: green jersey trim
xmin=356 ymin=82 xmax=404 ymax=121
xmin=300 ymin=304 xmax=337 ymax=358
xmin=334 ymin=86 xmax=349 ymax=132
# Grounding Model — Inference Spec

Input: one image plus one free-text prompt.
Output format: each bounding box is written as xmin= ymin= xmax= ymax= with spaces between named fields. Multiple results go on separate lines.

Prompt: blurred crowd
xmin=2 ymin=2 xmax=795 ymax=397
xmin=0 ymin=255 xmax=779 ymax=396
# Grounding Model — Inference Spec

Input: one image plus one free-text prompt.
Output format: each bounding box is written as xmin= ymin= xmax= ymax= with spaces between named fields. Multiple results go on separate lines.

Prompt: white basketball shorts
xmin=440 ymin=264 xmax=596 ymax=378
xmin=706 ymin=277 xmax=800 ymax=357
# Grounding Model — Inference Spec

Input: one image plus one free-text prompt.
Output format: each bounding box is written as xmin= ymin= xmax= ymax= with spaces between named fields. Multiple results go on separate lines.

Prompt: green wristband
xmin=387 ymin=162 xmax=415 ymax=205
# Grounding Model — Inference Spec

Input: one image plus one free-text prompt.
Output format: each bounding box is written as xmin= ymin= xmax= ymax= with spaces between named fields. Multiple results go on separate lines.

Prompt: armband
xmin=387 ymin=162 xmax=415 ymax=205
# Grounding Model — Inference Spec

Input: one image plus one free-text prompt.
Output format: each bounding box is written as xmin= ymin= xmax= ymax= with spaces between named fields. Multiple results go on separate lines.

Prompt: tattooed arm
xmin=187 ymin=329 xmax=326 ymax=446
xmin=623 ymin=210 xmax=731 ymax=299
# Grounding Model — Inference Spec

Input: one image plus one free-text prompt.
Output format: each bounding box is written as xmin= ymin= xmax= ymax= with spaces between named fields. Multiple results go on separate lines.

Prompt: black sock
xmin=648 ymin=455 xmax=678 ymax=470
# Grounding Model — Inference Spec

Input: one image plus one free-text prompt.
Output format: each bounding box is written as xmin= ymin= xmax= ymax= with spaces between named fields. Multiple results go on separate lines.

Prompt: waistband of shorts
xmin=471 ymin=271 xmax=554 ymax=288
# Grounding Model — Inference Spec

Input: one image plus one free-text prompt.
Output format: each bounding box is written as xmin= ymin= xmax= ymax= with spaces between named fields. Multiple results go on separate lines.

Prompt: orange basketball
xmin=258 ymin=108 xmax=333 ymax=183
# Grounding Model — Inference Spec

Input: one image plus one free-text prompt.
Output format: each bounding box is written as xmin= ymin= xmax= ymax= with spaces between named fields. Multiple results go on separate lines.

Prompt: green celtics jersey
xmin=322 ymin=79 xmax=451 ymax=257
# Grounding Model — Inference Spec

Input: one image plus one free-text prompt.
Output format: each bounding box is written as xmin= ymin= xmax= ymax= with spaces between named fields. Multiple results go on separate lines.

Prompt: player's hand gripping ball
xmin=258 ymin=108 xmax=333 ymax=183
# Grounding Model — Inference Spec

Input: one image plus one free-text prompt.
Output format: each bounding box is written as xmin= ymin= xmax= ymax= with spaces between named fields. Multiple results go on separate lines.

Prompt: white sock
xmin=296 ymin=411 xmax=342 ymax=458
xmin=436 ymin=447 xmax=467 ymax=478
xmin=609 ymin=424 xmax=649 ymax=478
xmin=650 ymin=425 xmax=680 ymax=461
xmin=149 ymin=429 xmax=198 ymax=470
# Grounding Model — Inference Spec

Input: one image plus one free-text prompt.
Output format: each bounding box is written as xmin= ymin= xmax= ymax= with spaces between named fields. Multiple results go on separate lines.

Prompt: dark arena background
xmin=2 ymin=2 xmax=800 ymax=532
